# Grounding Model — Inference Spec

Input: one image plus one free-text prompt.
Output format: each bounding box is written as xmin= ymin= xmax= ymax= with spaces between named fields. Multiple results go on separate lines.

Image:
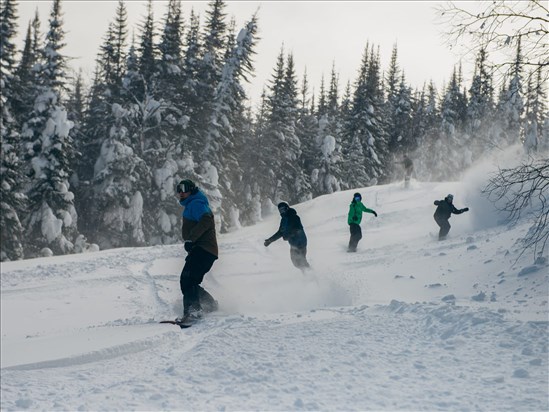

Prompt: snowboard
xmin=159 ymin=319 xmax=194 ymax=329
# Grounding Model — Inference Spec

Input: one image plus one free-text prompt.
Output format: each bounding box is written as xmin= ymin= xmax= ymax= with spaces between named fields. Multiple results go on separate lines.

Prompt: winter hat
xmin=446 ymin=194 xmax=454 ymax=202
xmin=277 ymin=201 xmax=290 ymax=213
xmin=177 ymin=179 xmax=196 ymax=193
xmin=353 ymin=192 xmax=362 ymax=201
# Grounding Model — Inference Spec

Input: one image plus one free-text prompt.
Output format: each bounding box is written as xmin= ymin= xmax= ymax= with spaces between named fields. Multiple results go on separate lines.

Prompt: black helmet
xmin=177 ymin=179 xmax=196 ymax=194
xmin=446 ymin=194 xmax=454 ymax=202
xmin=277 ymin=201 xmax=289 ymax=214
xmin=353 ymin=192 xmax=362 ymax=201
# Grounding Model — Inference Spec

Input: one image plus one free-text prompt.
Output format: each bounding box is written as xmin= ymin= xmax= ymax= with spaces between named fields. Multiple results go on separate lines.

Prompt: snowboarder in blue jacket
xmin=264 ymin=202 xmax=310 ymax=270
xmin=177 ymin=179 xmax=219 ymax=322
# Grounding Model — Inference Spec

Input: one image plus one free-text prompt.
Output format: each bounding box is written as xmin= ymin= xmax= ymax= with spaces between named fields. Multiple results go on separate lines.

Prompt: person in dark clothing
xmin=176 ymin=179 xmax=219 ymax=323
xmin=433 ymin=194 xmax=469 ymax=240
xmin=264 ymin=202 xmax=310 ymax=270
xmin=402 ymin=155 xmax=414 ymax=188
xmin=347 ymin=192 xmax=378 ymax=252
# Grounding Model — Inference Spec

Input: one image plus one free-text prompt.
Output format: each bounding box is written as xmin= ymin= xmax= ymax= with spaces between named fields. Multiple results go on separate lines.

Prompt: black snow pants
xmin=434 ymin=215 xmax=451 ymax=239
xmin=348 ymin=223 xmax=362 ymax=252
xmin=290 ymin=245 xmax=310 ymax=270
xmin=180 ymin=246 xmax=218 ymax=315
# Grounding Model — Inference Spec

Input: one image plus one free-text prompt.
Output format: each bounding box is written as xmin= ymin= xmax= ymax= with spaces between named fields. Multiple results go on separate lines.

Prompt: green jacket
xmin=348 ymin=200 xmax=376 ymax=225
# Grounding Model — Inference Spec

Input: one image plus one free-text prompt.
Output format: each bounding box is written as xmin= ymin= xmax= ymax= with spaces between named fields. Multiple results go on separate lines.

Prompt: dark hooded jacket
xmin=434 ymin=197 xmax=465 ymax=220
xmin=266 ymin=207 xmax=307 ymax=248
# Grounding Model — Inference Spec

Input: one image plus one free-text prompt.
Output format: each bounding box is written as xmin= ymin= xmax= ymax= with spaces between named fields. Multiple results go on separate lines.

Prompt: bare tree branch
xmin=482 ymin=158 xmax=549 ymax=260
xmin=436 ymin=0 xmax=548 ymax=84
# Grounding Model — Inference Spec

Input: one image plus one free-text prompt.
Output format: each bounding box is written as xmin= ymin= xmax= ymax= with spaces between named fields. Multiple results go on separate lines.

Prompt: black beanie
xmin=178 ymin=179 xmax=196 ymax=193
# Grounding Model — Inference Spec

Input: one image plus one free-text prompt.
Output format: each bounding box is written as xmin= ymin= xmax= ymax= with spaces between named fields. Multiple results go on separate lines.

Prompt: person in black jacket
xmin=264 ymin=202 xmax=310 ymax=270
xmin=433 ymin=194 xmax=469 ymax=240
xmin=402 ymin=155 xmax=414 ymax=188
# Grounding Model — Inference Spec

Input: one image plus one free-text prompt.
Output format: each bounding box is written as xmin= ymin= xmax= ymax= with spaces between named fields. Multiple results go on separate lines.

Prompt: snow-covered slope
xmin=1 ymin=180 xmax=547 ymax=411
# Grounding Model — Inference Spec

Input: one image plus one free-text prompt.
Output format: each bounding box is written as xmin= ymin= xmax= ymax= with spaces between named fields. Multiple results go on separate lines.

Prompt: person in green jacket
xmin=347 ymin=192 xmax=377 ymax=252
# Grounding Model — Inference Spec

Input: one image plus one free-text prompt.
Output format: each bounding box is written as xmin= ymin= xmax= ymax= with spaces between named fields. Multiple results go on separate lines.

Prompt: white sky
xmin=15 ymin=1 xmax=467 ymax=109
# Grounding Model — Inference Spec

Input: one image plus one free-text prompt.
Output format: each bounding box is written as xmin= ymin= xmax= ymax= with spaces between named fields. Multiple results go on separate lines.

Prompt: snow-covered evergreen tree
xmin=12 ymin=11 xmax=41 ymax=119
xmin=90 ymin=103 xmax=149 ymax=248
xmin=76 ymin=3 xmax=129 ymax=242
xmin=466 ymin=47 xmax=495 ymax=163
xmin=387 ymin=73 xmax=414 ymax=181
xmin=295 ymin=68 xmax=316 ymax=200
xmin=207 ymin=15 xmax=259 ymax=231
xmin=340 ymin=80 xmax=368 ymax=189
xmin=523 ymin=67 xmax=547 ymax=154
xmin=437 ymin=65 xmax=469 ymax=179
xmin=413 ymin=81 xmax=440 ymax=181
xmin=262 ymin=49 xmax=306 ymax=205
xmin=498 ymin=39 xmax=524 ymax=148
xmin=346 ymin=44 xmax=389 ymax=185
xmin=1 ymin=0 xmax=27 ymax=260
xmin=311 ymin=63 xmax=344 ymax=196
xmin=20 ymin=0 xmax=79 ymax=257
xmin=136 ymin=0 xmax=157 ymax=97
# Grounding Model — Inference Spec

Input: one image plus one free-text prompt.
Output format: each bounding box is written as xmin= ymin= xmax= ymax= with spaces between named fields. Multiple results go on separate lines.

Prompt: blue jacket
xmin=180 ymin=190 xmax=212 ymax=221
xmin=179 ymin=190 xmax=218 ymax=257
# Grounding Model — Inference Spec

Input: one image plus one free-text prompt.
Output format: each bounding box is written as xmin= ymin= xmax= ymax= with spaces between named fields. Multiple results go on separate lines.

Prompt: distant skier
xmin=176 ymin=179 xmax=219 ymax=324
xmin=433 ymin=194 xmax=469 ymax=240
xmin=347 ymin=192 xmax=377 ymax=252
xmin=402 ymin=154 xmax=414 ymax=188
xmin=264 ymin=202 xmax=310 ymax=270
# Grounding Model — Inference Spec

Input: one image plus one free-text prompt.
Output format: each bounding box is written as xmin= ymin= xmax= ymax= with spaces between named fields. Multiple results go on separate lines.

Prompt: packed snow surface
xmin=1 ymin=181 xmax=548 ymax=411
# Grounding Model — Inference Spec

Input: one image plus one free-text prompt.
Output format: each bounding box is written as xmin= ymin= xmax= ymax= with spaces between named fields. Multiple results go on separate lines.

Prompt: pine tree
xmin=1 ymin=0 xmax=27 ymax=260
xmin=192 ymin=0 xmax=227 ymax=163
xmin=137 ymin=0 xmax=157 ymax=96
xmin=467 ymin=47 xmax=495 ymax=162
xmin=340 ymin=80 xmax=368 ymax=189
xmin=180 ymin=8 xmax=201 ymax=139
xmin=387 ymin=73 xmax=414 ymax=181
xmin=258 ymin=48 xmax=288 ymax=202
xmin=207 ymin=14 xmax=259 ymax=231
xmin=77 ymin=6 xmax=129 ymax=241
xmin=295 ymin=68 xmax=317 ymax=199
xmin=89 ymin=103 xmax=150 ymax=248
xmin=347 ymin=44 xmax=389 ymax=185
xmin=311 ymin=63 xmax=343 ymax=196
xmin=12 ymin=12 xmax=41 ymax=118
xmin=260 ymin=50 xmax=307 ymax=205
xmin=385 ymin=43 xmax=401 ymax=157
xmin=523 ymin=67 xmax=548 ymax=154
xmin=21 ymin=0 xmax=79 ymax=257
xmin=413 ymin=81 xmax=440 ymax=181
xmin=498 ymin=39 xmax=524 ymax=147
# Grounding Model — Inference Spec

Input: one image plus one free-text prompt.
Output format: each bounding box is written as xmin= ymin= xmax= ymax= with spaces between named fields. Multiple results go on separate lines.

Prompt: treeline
xmin=1 ymin=0 xmax=548 ymax=261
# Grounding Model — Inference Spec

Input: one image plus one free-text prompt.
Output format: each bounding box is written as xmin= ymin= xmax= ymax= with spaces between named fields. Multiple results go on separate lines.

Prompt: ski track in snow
xmin=1 ymin=182 xmax=548 ymax=411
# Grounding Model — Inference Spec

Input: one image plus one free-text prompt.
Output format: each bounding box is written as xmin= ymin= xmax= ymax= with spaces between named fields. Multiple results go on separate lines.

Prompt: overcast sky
xmin=14 ymin=1 xmax=466 ymax=109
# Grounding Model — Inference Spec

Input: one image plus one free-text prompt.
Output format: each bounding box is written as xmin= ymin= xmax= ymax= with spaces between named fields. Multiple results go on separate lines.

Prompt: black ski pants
xmin=348 ymin=223 xmax=362 ymax=251
xmin=290 ymin=245 xmax=310 ymax=270
xmin=434 ymin=215 xmax=451 ymax=239
xmin=180 ymin=246 xmax=217 ymax=315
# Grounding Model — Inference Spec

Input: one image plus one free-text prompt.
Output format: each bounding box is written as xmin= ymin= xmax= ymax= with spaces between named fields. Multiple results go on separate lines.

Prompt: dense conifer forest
xmin=1 ymin=0 xmax=547 ymax=260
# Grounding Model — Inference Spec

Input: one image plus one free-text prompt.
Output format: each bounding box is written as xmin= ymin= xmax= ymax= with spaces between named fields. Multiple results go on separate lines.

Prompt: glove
xmin=184 ymin=240 xmax=194 ymax=252
xmin=264 ymin=239 xmax=272 ymax=247
xmin=352 ymin=216 xmax=358 ymax=222
xmin=373 ymin=211 xmax=378 ymax=217
xmin=462 ymin=207 xmax=469 ymax=213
